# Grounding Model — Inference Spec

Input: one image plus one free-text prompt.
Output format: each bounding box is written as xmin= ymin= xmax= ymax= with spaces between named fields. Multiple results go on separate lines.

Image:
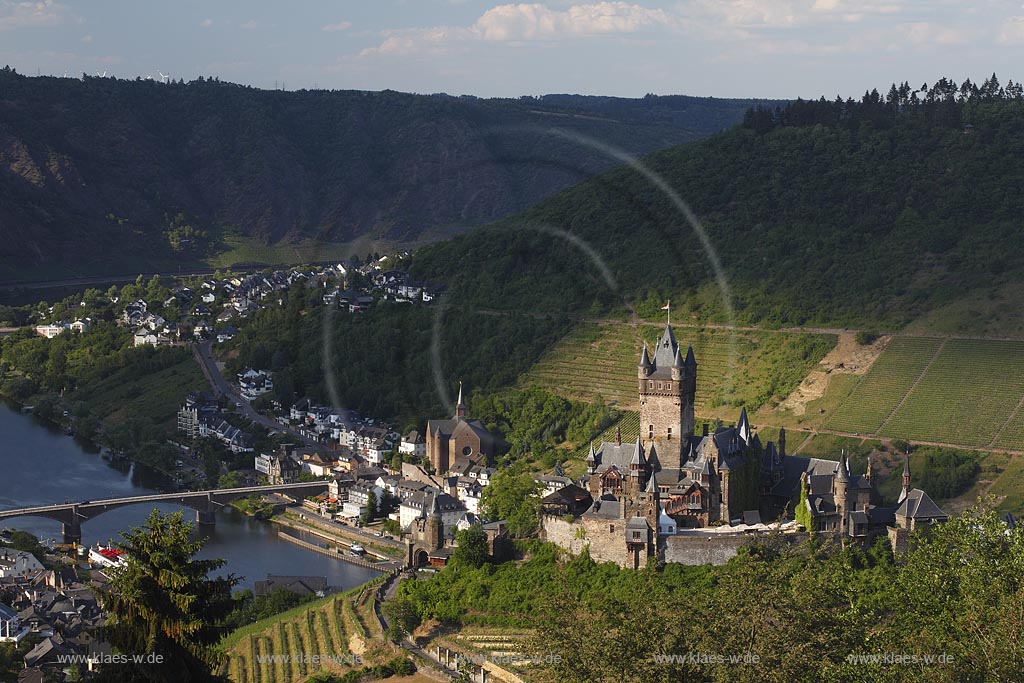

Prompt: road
xmin=192 ymin=341 xmax=316 ymax=446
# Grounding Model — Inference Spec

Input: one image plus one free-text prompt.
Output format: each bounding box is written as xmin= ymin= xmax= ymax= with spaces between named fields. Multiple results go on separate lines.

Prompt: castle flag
xmin=661 ymin=302 xmax=670 ymax=310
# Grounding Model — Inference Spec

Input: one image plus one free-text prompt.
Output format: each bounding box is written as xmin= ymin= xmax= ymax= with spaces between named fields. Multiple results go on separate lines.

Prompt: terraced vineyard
xmin=825 ymin=337 xmax=945 ymax=435
xmin=522 ymin=322 xmax=834 ymax=415
xmin=881 ymin=339 xmax=1024 ymax=447
xmin=221 ymin=580 xmax=385 ymax=683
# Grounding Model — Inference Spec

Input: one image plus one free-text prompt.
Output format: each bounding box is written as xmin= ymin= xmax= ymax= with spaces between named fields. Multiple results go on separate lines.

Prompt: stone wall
xmin=542 ymin=515 xmax=632 ymax=567
xmin=663 ymin=533 xmax=751 ymax=565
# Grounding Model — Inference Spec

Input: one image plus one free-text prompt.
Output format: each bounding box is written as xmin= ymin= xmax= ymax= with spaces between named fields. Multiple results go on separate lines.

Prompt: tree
xmin=95 ymin=510 xmax=238 ymax=682
xmin=362 ymin=491 xmax=378 ymax=525
xmin=452 ymin=524 xmax=489 ymax=568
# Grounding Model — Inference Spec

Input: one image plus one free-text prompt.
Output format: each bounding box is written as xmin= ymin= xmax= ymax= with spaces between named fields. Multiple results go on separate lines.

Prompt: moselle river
xmin=0 ymin=405 xmax=380 ymax=591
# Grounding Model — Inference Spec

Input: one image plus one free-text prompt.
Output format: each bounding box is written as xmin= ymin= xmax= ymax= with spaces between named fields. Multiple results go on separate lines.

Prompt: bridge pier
xmin=62 ymin=522 xmax=82 ymax=545
xmin=196 ymin=508 xmax=216 ymax=527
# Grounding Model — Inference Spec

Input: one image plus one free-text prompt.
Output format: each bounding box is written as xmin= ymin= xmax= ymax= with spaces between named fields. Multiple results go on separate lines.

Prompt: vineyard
xmin=221 ymin=579 xmax=386 ymax=683
xmin=825 ymin=337 xmax=945 ymax=435
xmin=819 ymin=336 xmax=1024 ymax=450
xmin=521 ymin=322 xmax=834 ymax=416
xmin=881 ymin=339 xmax=1024 ymax=447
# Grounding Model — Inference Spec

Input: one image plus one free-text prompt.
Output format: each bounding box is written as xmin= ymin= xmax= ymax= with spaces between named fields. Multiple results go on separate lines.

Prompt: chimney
xmin=615 ymin=426 xmax=622 ymax=446
xmin=702 ymin=423 xmax=709 ymax=437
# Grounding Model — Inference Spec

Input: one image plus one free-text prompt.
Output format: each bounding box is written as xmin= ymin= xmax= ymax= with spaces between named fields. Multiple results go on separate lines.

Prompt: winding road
xmin=192 ymin=340 xmax=316 ymax=446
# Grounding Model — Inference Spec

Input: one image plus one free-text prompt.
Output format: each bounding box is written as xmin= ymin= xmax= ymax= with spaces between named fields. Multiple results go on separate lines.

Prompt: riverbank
xmin=274 ymin=513 xmax=405 ymax=560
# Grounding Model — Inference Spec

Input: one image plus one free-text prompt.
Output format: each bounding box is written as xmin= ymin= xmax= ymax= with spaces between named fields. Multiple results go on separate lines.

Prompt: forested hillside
xmin=412 ymin=75 xmax=1024 ymax=332
xmin=0 ymin=67 xmax=765 ymax=279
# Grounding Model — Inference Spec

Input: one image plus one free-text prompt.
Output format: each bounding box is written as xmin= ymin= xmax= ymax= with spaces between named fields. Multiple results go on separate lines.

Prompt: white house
xmin=0 ymin=549 xmax=43 ymax=578
xmin=399 ymin=431 xmax=426 ymax=459
xmin=34 ymin=322 xmax=70 ymax=338
xmin=399 ymin=490 xmax=466 ymax=530
xmin=0 ymin=604 xmax=26 ymax=642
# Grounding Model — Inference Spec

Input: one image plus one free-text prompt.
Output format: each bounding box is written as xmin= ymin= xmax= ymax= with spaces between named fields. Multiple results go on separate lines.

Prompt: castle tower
xmin=718 ymin=456 xmax=733 ymax=522
xmin=638 ymin=322 xmax=696 ymax=469
xmin=834 ymin=451 xmax=850 ymax=535
xmin=424 ymin=492 xmax=444 ymax=551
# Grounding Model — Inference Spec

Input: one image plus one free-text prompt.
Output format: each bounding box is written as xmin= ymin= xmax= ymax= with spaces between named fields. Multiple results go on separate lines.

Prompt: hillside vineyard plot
xmin=881 ymin=339 xmax=1024 ymax=448
xmin=825 ymin=337 xmax=945 ymax=435
xmin=522 ymin=323 xmax=833 ymax=413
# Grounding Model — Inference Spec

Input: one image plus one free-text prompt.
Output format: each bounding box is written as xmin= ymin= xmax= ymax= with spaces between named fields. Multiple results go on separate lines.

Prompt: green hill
xmin=412 ymin=78 xmax=1024 ymax=334
xmin=0 ymin=67 xmax=769 ymax=281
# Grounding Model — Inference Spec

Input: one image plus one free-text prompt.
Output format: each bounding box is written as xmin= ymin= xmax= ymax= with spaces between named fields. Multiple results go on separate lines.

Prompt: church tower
xmin=638 ymin=322 xmax=696 ymax=469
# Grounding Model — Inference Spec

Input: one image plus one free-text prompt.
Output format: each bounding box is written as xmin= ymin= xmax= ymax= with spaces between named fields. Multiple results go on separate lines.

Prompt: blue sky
xmin=1 ymin=1 xmax=1022 ymax=99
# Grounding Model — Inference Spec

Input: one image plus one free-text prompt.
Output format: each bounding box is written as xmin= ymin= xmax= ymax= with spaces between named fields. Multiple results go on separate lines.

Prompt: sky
xmin=0 ymin=0 xmax=1022 ymax=99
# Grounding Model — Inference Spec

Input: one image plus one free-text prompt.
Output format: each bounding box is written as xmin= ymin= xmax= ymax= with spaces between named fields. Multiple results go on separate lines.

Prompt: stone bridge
xmin=0 ymin=482 xmax=329 ymax=544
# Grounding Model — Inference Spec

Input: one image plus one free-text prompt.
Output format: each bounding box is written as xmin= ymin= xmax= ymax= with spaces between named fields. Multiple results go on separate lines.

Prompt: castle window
xmin=632 ymin=531 xmax=642 ymax=541
xmin=649 ymin=425 xmax=654 ymax=439
xmin=609 ymin=524 xmax=615 ymax=533
xmin=658 ymin=382 xmax=663 ymax=390
xmin=667 ymin=427 xmax=672 ymax=441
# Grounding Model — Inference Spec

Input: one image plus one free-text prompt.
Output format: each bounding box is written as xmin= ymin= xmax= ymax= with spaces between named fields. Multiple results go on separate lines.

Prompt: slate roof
xmin=896 ymin=489 xmax=948 ymax=520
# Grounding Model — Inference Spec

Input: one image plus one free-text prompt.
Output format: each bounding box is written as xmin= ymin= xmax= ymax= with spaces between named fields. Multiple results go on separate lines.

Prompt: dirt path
xmin=777 ymin=333 xmax=890 ymax=415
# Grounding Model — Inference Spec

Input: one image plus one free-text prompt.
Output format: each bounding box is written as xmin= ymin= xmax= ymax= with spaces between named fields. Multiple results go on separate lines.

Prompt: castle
xmin=542 ymin=320 xmax=948 ymax=568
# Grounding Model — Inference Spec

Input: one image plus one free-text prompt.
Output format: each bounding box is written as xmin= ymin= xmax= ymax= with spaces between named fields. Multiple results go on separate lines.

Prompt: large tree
xmin=95 ymin=510 xmax=238 ymax=682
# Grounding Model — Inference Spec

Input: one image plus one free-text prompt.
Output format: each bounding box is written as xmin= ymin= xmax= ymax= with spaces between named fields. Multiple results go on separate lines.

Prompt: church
xmin=541 ymin=319 xmax=949 ymax=568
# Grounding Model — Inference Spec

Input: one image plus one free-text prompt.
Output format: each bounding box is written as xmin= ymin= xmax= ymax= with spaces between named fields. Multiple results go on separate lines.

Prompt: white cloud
xmin=80 ymin=33 xmax=91 ymax=43
xmin=360 ymin=2 xmax=676 ymax=57
xmin=0 ymin=0 xmax=70 ymax=31
xmin=199 ymin=18 xmax=213 ymax=29
xmin=997 ymin=15 xmax=1024 ymax=44
xmin=322 ymin=20 xmax=352 ymax=33
xmin=240 ymin=19 xmax=257 ymax=30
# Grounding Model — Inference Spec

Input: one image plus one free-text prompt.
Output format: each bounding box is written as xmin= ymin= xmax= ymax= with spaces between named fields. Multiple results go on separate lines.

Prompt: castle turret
xmin=899 ymin=452 xmax=911 ymax=504
xmin=585 ymin=442 xmax=597 ymax=475
xmin=638 ymin=343 xmax=653 ymax=379
xmin=778 ymin=426 xmax=786 ymax=458
xmin=834 ymin=451 xmax=850 ymax=535
xmin=737 ymin=407 xmax=751 ymax=446
xmin=671 ymin=346 xmax=685 ymax=381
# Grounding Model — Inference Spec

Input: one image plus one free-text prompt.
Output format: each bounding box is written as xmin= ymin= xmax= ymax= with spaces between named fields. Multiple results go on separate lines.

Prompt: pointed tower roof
xmin=684 ymin=344 xmax=696 ymax=367
xmin=646 ymin=470 xmax=658 ymax=493
xmin=638 ymin=343 xmax=653 ymax=369
xmin=427 ymin=491 xmax=441 ymax=519
xmin=835 ymin=452 xmax=851 ymax=483
xmin=902 ymin=452 xmax=911 ymax=478
xmin=652 ymin=323 xmax=679 ymax=369
xmin=672 ymin=345 xmax=685 ymax=368
xmin=454 ymin=380 xmax=466 ymax=419
xmin=585 ymin=442 xmax=597 ymax=464
xmin=737 ymin=407 xmax=751 ymax=445
xmin=630 ymin=435 xmax=646 ymax=470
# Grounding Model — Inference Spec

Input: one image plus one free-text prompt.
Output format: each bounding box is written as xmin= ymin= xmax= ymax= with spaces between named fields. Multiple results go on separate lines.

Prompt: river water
xmin=0 ymin=405 xmax=380 ymax=591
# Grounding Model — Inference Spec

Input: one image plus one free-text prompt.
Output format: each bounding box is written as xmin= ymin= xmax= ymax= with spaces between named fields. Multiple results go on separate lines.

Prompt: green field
xmin=881 ymin=339 xmax=1024 ymax=447
xmin=824 ymin=337 xmax=945 ymax=435
xmin=521 ymin=323 xmax=835 ymax=416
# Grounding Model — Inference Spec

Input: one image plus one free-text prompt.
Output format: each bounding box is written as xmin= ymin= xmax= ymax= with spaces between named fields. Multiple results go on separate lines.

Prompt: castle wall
xmin=663 ymin=533 xmax=751 ymax=566
xmin=542 ymin=516 xmax=633 ymax=567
